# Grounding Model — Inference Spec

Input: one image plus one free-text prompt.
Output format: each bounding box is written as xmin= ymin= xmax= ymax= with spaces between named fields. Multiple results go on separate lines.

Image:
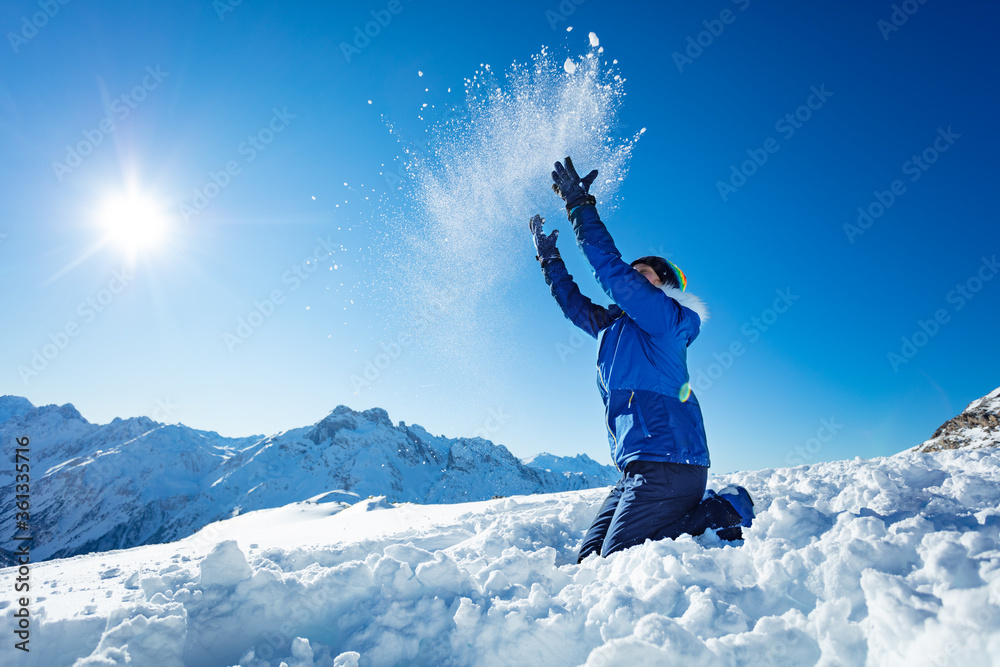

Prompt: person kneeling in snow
xmin=530 ymin=157 xmax=754 ymax=562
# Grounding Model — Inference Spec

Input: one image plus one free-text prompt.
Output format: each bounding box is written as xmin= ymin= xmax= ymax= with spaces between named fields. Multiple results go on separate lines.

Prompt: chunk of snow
xmin=198 ymin=540 xmax=251 ymax=587
xmin=564 ymin=58 xmax=577 ymax=74
xmin=589 ymin=32 xmax=600 ymax=47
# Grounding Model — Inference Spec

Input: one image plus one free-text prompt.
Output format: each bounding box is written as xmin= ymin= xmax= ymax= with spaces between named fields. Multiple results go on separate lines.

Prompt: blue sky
xmin=2 ymin=0 xmax=998 ymax=474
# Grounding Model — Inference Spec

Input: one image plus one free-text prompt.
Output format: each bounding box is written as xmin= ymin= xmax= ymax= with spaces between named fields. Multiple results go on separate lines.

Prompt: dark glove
xmin=551 ymin=156 xmax=598 ymax=215
xmin=529 ymin=214 xmax=560 ymax=265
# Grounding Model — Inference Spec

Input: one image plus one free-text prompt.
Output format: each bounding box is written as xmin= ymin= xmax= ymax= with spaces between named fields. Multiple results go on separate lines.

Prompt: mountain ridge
xmin=0 ymin=396 xmax=617 ymax=565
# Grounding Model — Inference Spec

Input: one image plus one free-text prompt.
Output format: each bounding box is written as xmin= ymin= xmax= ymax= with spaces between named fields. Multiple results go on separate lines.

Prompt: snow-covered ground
xmin=3 ymin=446 xmax=998 ymax=666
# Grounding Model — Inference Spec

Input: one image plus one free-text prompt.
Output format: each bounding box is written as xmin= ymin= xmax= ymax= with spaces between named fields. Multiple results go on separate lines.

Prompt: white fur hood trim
xmin=659 ymin=285 xmax=710 ymax=323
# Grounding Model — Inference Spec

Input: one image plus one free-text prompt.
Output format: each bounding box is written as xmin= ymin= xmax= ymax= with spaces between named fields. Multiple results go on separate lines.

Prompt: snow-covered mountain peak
xmin=522 ymin=452 xmax=609 ymax=475
xmin=914 ymin=385 xmax=1000 ymax=453
xmin=108 ymin=414 xmax=156 ymax=427
xmin=360 ymin=406 xmax=393 ymax=427
xmin=964 ymin=385 xmax=1000 ymax=413
xmin=28 ymin=400 xmax=88 ymax=424
xmin=104 ymin=414 xmax=160 ymax=441
xmin=305 ymin=404 xmax=389 ymax=443
xmin=0 ymin=394 xmax=34 ymax=424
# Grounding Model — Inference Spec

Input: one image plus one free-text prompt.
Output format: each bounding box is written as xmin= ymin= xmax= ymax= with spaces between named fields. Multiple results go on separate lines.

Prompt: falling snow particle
xmin=566 ymin=26 xmax=573 ymax=32
xmin=563 ymin=58 xmax=577 ymax=74
xmin=418 ymin=71 xmax=423 ymax=77
xmin=589 ymin=32 xmax=599 ymax=47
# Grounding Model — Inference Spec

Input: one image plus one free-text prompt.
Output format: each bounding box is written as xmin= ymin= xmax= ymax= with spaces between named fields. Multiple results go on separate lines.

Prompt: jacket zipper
xmin=599 ymin=322 xmax=628 ymax=473
xmin=597 ymin=367 xmax=621 ymax=472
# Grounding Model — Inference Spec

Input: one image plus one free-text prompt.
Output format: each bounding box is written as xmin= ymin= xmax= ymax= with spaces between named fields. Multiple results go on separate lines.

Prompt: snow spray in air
xmin=381 ymin=35 xmax=643 ymax=381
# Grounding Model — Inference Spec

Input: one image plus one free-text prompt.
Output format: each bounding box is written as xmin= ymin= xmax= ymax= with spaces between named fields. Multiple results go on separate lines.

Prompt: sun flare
xmin=99 ymin=193 xmax=169 ymax=251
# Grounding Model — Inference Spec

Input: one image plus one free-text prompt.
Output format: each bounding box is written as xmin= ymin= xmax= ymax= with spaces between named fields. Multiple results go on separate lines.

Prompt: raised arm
xmin=550 ymin=158 xmax=690 ymax=337
xmin=571 ymin=204 xmax=686 ymax=335
xmin=530 ymin=214 xmax=614 ymax=338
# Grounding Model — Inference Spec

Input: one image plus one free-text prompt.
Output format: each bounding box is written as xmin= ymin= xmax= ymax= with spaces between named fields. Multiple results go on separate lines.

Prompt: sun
xmin=98 ymin=192 xmax=169 ymax=252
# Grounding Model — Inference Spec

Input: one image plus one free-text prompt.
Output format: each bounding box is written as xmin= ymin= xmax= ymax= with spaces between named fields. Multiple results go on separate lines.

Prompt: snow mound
xmin=199 ymin=540 xmax=252 ymax=587
xmin=4 ymin=447 xmax=999 ymax=666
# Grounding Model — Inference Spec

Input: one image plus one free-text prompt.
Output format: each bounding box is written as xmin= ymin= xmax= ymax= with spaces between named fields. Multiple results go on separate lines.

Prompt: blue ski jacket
xmin=541 ymin=204 xmax=710 ymax=471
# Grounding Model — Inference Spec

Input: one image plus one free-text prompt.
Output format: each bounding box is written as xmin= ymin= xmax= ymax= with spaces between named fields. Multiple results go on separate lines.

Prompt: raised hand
xmin=529 ymin=213 xmax=561 ymax=264
xmin=551 ymin=156 xmax=598 ymax=213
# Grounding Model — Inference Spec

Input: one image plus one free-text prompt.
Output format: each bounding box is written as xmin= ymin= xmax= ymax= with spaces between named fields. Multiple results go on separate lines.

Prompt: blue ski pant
xmin=577 ymin=460 xmax=738 ymax=562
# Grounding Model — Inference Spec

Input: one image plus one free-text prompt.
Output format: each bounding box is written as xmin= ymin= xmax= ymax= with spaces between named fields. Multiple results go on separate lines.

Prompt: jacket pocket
xmin=664 ymin=397 xmax=708 ymax=461
xmin=630 ymin=391 xmax=652 ymax=439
